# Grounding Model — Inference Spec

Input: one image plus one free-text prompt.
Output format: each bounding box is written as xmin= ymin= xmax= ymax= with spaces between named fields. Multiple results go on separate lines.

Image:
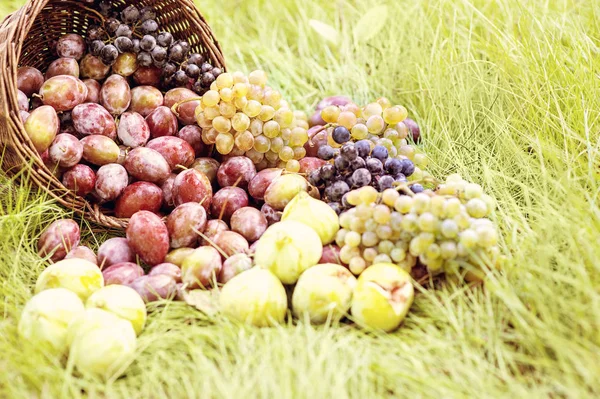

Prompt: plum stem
xmin=192 ymin=228 xmax=230 ymax=259
xmin=170 ymin=97 xmax=203 ymax=117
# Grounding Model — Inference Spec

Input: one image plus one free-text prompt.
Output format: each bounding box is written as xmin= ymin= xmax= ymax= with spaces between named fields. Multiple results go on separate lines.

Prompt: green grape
xmin=412 ymin=193 xmax=431 ymax=214
xmin=378 ymin=240 xmax=394 ymax=255
xmin=340 ymin=245 xmax=360 ymax=264
xmin=481 ymin=194 xmax=496 ymax=212
xmin=230 ymin=146 xmax=245 ymax=156
xmin=270 ymin=137 xmax=284 ymax=153
xmin=429 ymin=196 xmax=446 ymax=218
xmin=344 ymin=231 xmax=362 ymax=248
xmin=397 ymin=234 xmax=411 ymax=247
xmin=293 ymin=146 xmax=306 ymax=160
xmin=425 ymin=243 xmax=441 ymax=260
xmin=247 ymin=84 xmax=263 ymax=101
xmin=232 ymin=82 xmax=249 ymax=98
xmin=362 ymin=103 xmax=383 ymax=119
xmin=201 ymin=127 xmax=218 ymax=145
xmin=443 ymin=260 xmax=460 ymax=275
xmin=250 ymin=119 xmax=263 ymax=136
xmin=355 ymin=204 xmax=373 ymax=220
xmin=440 ymin=241 xmax=458 ymax=259
xmin=459 ymin=229 xmax=478 ymax=249
xmin=378 ymin=138 xmax=394 ymax=151
xmin=409 ymin=236 xmax=426 ymax=256
xmin=321 ymin=105 xmax=341 ymax=124
xmin=383 ymin=128 xmax=399 ymax=140
xmin=457 ymin=243 xmax=468 ymax=257
xmin=202 ymin=90 xmax=220 ymax=107
xmin=213 ymin=116 xmax=232 ymax=134
xmin=346 ymin=190 xmax=361 ymax=206
xmin=419 ymin=232 xmax=435 ymax=247
xmin=219 ymin=88 xmax=233 ymax=103
xmin=215 ymin=132 xmax=234 ymax=154
xmin=424 ymin=256 xmax=443 ymax=272
xmin=467 ymin=198 xmax=488 ymax=218
xmin=339 ymin=212 xmax=353 ymax=229
xmin=244 ymin=100 xmax=262 ymax=117
xmin=363 ymin=248 xmax=378 ymax=262
xmin=388 ymin=146 xmax=398 ymax=158
xmin=414 ymin=153 xmax=428 ymax=168
xmin=476 ymin=226 xmax=498 ymax=247
xmin=390 ymin=247 xmax=406 ymax=262
xmin=274 ymin=108 xmax=294 ymax=128
xmin=232 ymin=71 xmax=248 ymax=84
xmin=454 ymin=212 xmax=471 ymax=229
xmin=264 ymin=90 xmax=282 ymax=109
xmin=281 ymin=128 xmax=292 ymax=142
xmin=204 ymin=106 xmax=220 ymax=120
xmin=336 ymin=229 xmax=348 ymax=247
xmin=417 ymin=212 xmax=438 ymax=233
xmin=443 ymin=197 xmax=462 ymax=218
xmin=351 ymin=124 xmax=369 ymax=140
xmin=394 ymin=122 xmax=409 ymax=139
xmin=253 ymin=135 xmax=271 ymax=153
xmin=286 ymin=160 xmax=300 ymax=173
xmin=394 ymin=196 xmax=414 ymax=214
xmin=376 ymin=97 xmax=392 ymax=110
xmin=390 ymin=212 xmax=403 ymax=231
xmin=400 ymin=213 xmax=418 ymax=232
xmin=366 ymin=115 xmax=385 ymax=134
xmin=259 ymin=105 xmax=276 ymax=122
xmin=376 ymin=225 xmax=392 ymax=240
xmin=373 ymin=254 xmax=392 ymax=264
xmin=278 ymin=146 xmax=294 ymax=162
xmin=232 ymin=113 xmax=251 ymax=132
xmin=399 ymin=145 xmax=415 ymax=159
xmin=234 ymin=131 xmax=254 ymax=152
xmin=263 ymin=121 xmax=281 ymax=138
xmin=440 ymin=219 xmax=459 ymax=238
xmin=216 ymin=73 xmax=234 ymax=89
xmin=373 ymin=205 xmax=391 ymax=224
xmin=219 ymin=101 xmax=237 ymax=118
xmin=358 ymin=186 xmax=379 ymax=204
xmin=289 ymin=127 xmax=308 ymax=146
xmin=381 ymin=189 xmax=399 ymax=207
xmin=196 ymin=112 xmax=211 ymax=129
xmin=248 ymin=70 xmax=268 ymax=86
xmin=265 ymin=150 xmax=279 ymax=163
xmin=337 ymin=111 xmax=357 ymax=130
xmin=364 ymin=219 xmax=378 ymax=232
xmin=349 ymin=257 xmax=367 ymax=275
xmin=350 ymin=217 xmax=366 ymax=234
xmin=234 ymin=96 xmax=248 ymax=110
xmin=245 ymin=148 xmax=264 ymax=164
xmin=382 ymin=105 xmax=407 ymax=125
xmin=362 ymin=231 xmax=379 ymax=247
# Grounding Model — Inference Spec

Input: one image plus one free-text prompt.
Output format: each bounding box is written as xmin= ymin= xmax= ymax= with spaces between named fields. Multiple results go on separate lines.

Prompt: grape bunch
xmin=308 ymin=131 xmax=423 ymax=214
xmin=193 ymin=70 xmax=310 ymax=171
xmin=86 ymin=3 xmax=220 ymax=93
xmin=335 ymin=175 xmax=501 ymax=280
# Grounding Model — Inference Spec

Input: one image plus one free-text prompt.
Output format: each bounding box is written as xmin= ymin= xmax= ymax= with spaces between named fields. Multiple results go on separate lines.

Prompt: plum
xmin=46 ymin=58 xmax=80 ymax=79
xmin=97 ymin=237 xmax=136 ymax=269
xmin=24 ymin=105 xmax=59 ymax=152
xmin=48 ymin=133 xmax=83 ymax=168
xmin=100 ymin=74 xmax=131 ymax=115
xmin=72 ymin=103 xmax=117 ymax=139
xmin=191 ymin=158 xmax=219 ymax=185
xmin=129 ymin=86 xmax=163 ymax=117
xmin=230 ymin=207 xmax=267 ymax=242
xmin=177 ymin=125 xmax=205 ymax=156
xmin=149 ymin=263 xmax=182 ymax=283
xmin=167 ymin=203 xmax=207 ymax=249
xmin=112 ymin=52 xmax=138 ymax=77
xmin=80 ymin=54 xmax=110 ymax=80
xmin=37 ymin=219 xmax=80 ymax=262
xmin=212 ymin=231 xmax=249 ymax=258
xmin=40 ymin=75 xmax=87 ymax=112
xmin=200 ymin=219 xmax=229 ymax=246
xmin=165 ymin=247 xmax=195 ymax=267
xmin=17 ymin=66 xmax=44 ymax=97
xmin=56 ymin=33 xmax=86 ymax=60
xmin=17 ymin=90 xmax=29 ymax=112
xmin=102 ymin=262 xmax=144 ymax=285
xmin=117 ymin=112 xmax=150 ymax=147
xmin=181 ymin=246 xmax=222 ymax=289
xmin=164 ymin=88 xmax=200 ymax=126
xmin=146 ymin=106 xmax=178 ymax=138
xmin=133 ymin=66 xmax=162 ymax=86
xmin=124 ymin=147 xmax=170 ymax=184
xmin=65 ymin=245 xmax=98 ymax=265
xmin=94 ymin=164 xmax=128 ymax=202
xmin=216 ymin=156 xmax=256 ymax=189
xmin=172 ymin=169 xmax=213 ymax=211
xmin=299 ymin=157 xmax=327 ymax=174
xmin=161 ymin=173 xmax=177 ymax=209
xmin=264 ymin=174 xmax=309 ymax=211
xmin=248 ymin=168 xmax=283 ymax=201
xmin=219 ymin=253 xmax=253 ymax=284
xmin=126 ymin=211 xmax=169 ymax=266
xmin=83 ymin=79 xmax=101 ymax=103
xmin=80 ymin=135 xmax=120 ymax=166
xmin=62 ymin=164 xmax=96 ymax=197
xmin=146 ymin=136 xmax=195 ymax=171
xmin=128 ymin=275 xmax=177 ymax=302
xmin=115 ymin=182 xmax=163 ymax=218
xmin=211 ymin=187 xmax=248 ymax=222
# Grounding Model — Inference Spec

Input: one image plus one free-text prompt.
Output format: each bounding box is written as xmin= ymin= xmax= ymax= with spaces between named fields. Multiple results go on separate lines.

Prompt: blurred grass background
xmin=1 ymin=0 xmax=600 ymax=397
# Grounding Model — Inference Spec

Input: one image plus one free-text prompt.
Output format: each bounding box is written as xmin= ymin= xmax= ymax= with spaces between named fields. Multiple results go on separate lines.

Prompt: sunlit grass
xmin=1 ymin=0 xmax=600 ymax=397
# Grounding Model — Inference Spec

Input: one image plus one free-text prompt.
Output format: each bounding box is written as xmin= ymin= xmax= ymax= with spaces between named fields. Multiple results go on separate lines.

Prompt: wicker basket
xmin=0 ymin=0 xmax=225 ymax=230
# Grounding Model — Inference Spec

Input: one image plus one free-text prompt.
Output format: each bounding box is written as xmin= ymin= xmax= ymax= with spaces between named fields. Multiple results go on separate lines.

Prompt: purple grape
xmin=351 ymin=168 xmax=371 ymax=187
xmin=340 ymin=143 xmax=357 ymax=161
xmin=410 ymin=183 xmax=424 ymax=193
xmin=366 ymin=158 xmax=384 ymax=175
xmin=355 ymin=140 xmax=371 ymax=158
xmin=317 ymin=145 xmax=335 ymax=160
xmin=320 ymin=164 xmax=336 ymax=181
xmin=378 ymin=175 xmax=395 ymax=191
xmin=385 ymin=158 xmax=403 ymax=175
xmin=324 ymin=181 xmax=349 ymax=202
xmin=400 ymin=159 xmax=415 ymax=176
xmin=371 ymin=145 xmax=388 ymax=162
xmin=332 ymin=126 xmax=351 ymax=144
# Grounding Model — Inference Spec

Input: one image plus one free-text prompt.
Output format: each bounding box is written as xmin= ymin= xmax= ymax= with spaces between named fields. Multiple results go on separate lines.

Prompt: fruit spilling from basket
xmin=12 ymin=1 xmax=505 ymax=381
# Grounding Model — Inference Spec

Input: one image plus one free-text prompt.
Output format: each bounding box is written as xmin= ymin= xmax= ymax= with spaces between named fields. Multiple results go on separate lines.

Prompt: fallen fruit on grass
xmin=350 ymin=263 xmax=414 ymax=332
xmin=37 ymin=219 xmax=80 ymax=262
xmin=264 ymin=174 xmax=309 ymax=211
xmin=282 ymin=191 xmax=339 ymax=245
xmin=181 ymin=246 xmax=222 ymax=289
xmin=67 ymin=308 xmax=137 ymax=380
xmin=128 ymin=274 xmax=177 ymax=302
xmin=35 ymin=258 xmax=103 ymax=301
xmin=86 ymin=285 xmax=147 ymax=335
xmin=292 ymin=263 xmax=357 ymax=324
xmin=254 ymin=220 xmax=322 ymax=284
xmin=18 ymin=288 xmax=84 ymax=356
xmin=220 ymin=267 xmax=287 ymax=327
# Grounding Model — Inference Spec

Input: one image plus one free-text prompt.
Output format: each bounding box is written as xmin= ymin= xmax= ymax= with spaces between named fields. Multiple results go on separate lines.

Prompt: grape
xmin=173 ymin=169 xmax=213 ymax=211
xmin=230 ymin=207 xmax=268 ymax=242
xmin=62 ymin=164 xmax=96 ymax=196
xmin=37 ymin=219 xmax=80 ymax=262
xmin=121 ymin=5 xmax=140 ymax=23
xmin=48 ymin=134 xmax=83 ymax=168
xmin=140 ymin=35 xmax=157 ymax=52
xmin=95 ymin=164 xmax=128 ymax=202
xmin=80 ymin=135 xmax=120 ymax=166
xmin=140 ymin=6 xmax=157 ymax=22
xmin=115 ymin=182 xmax=163 ymax=218
xmin=46 ymin=57 xmax=80 ymax=79
xmin=324 ymin=181 xmax=350 ymax=202
xmin=371 ymin=145 xmax=388 ymax=162
xmin=72 ymin=103 xmax=116 ymax=139
xmin=411 ymin=184 xmax=424 ymax=194
xmin=141 ymin=19 xmax=159 ymax=35
xmin=118 ymin=112 xmax=150 ymax=147
xmin=80 ymin=54 xmax=110 ymax=80
xmin=17 ymin=66 xmax=44 ymax=96
xmin=211 ymin=187 xmax=249 ymax=222
xmin=115 ymin=24 xmax=133 ymax=39
xmin=340 ymin=143 xmax=358 ymax=161
xmin=404 ymin=118 xmax=421 ymax=143
xmin=137 ymin=52 xmax=153 ymax=67
xmin=129 ymin=86 xmax=163 ymax=117
xmin=40 ymin=76 xmax=87 ymax=112
xmin=351 ymin=168 xmax=372 ymax=188
xmin=126 ymin=211 xmax=169 ymax=266
xmin=234 ymin=131 xmax=254 ymax=152
xmin=201 ymin=72 xmax=216 ymax=87
xmin=124 ymin=147 xmax=170 ymax=184
xmin=215 ymin=133 xmax=234 ymax=154
xmin=177 ymin=125 xmax=205 ymax=156
xmin=100 ymin=44 xmax=119 ymax=65
xmin=167 ymin=203 xmax=208 ymax=248
xmin=24 ymin=106 xmax=59 ymax=153
xmin=332 ymin=126 xmax=351 ymax=144
xmin=56 ymin=34 xmax=86 ymax=60
xmin=146 ymin=136 xmax=195 ymax=171
xmin=157 ymin=32 xmax=174 ymax=48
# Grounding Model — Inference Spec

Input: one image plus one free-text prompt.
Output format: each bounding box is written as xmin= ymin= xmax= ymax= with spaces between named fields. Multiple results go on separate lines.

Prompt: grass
xmin=1 ymin=0 xmax=600 ymax=397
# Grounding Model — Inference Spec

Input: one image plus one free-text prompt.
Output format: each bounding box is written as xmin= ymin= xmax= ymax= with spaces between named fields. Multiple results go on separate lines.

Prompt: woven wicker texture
xmin=0 ymin=0 xmax=225 ymax=230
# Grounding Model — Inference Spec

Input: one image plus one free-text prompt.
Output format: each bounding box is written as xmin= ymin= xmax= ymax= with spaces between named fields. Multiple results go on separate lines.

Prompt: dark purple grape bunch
xmin=309 ymin=126 xmax=418 ymax=213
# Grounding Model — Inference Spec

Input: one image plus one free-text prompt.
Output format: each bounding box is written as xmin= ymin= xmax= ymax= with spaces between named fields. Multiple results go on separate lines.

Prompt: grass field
xmin=2 ymin=0 xmax=600 ymax=397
